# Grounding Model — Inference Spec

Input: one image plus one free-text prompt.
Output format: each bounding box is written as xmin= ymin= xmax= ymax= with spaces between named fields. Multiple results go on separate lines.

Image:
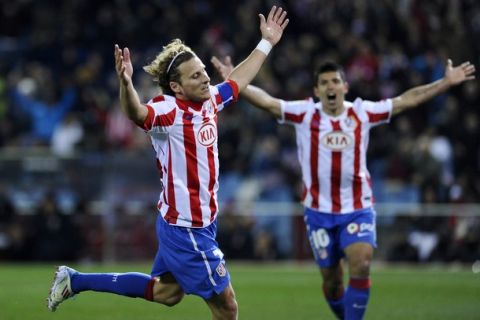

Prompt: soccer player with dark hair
xmin=211 ymin=56 xmax=475 ymax=319
xmin=47 ymin=6 xmax=288 ymax=320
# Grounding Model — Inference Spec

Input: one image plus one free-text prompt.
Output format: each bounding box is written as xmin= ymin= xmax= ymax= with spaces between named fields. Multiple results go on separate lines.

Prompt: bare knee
xmin=350 ymin=257 xmax=371 ymax=277
xmin=151 ymin=275 xmax=185 ymax=307
xmin=207 ymin=285 xmax=238 ymax=320
xmin=227 ymin=295 xmax=239 ymax=318
xmin=218 ymin=290 xmax=238 ymax=319
xmin=345 ymin=243 xmax=374 ymax=278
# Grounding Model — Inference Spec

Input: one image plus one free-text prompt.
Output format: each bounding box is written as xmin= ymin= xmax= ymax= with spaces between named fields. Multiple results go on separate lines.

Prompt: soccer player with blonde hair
xmin=47 ymin=6 xmax=288 ymax=320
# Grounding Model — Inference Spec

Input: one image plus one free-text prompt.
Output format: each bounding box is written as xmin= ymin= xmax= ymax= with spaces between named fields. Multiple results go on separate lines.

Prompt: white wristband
xmin=256 ymin=39 xmax=272 ymax=56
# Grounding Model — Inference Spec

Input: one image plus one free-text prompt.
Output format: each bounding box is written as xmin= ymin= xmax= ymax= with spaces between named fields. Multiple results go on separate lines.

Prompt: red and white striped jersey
xmin=139 ymin=80 xmax=238 ymax=228
xmin=279 ymin=97 xmax=392 ymax=214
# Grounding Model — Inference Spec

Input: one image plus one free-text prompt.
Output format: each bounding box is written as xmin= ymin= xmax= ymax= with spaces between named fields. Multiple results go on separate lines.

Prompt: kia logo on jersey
xmin=197 ymin=123 xmax=217 ymax=147
xmin=321 ymin=131 xmax=352 ymax=151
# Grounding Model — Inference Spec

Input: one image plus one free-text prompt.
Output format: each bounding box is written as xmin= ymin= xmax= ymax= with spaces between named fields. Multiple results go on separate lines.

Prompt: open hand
xmin=259 ymin=6 xmax=289 ymax=46
xmin=211 ymin=56 xmax=234 ymax=81
xmin=445 ymin=59 xmax=476 ymax=86
xmin=114 ymin=44 xmax=133 ymax=86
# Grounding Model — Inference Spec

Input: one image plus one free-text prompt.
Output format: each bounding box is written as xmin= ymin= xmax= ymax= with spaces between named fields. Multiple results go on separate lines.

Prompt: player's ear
xmin=170 ymin=81 xmax=182 ymax=95
xmin=343 ymin=81 xmax=349 ymax=94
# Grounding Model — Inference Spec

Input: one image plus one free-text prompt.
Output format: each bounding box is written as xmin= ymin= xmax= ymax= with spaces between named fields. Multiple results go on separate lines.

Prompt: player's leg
xmin=205 ymin=282 xmax=238 ymax=320
xmin=150 ymin=272 xmax=185 ymax=306
xmin=47 ymin=266 xmax=169 ymax=311
xmin=343 ymin=243 xmax=373 ymax=320
xmin=340 ymin=208 xmax=376 ymax=320
xmin=320 ymin=264 xmax=345 ymax=320
xmin=304 ymin=208 xmax=345 ymax=319
xmin=345 ymin=242 xmax=373 ymax=279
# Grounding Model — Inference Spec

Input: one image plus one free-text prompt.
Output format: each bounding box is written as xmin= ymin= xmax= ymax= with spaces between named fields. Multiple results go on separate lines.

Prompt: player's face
xmin=314 ymin=71 xmax=349 ymax=114
xmin=174 ymin=56 xmax=211 ymax=102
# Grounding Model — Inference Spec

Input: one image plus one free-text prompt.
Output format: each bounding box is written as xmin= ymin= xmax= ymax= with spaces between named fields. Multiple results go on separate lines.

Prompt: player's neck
xmin=323 ymin=103 xmax=345 ymax=117
xmin=175 ymin=95 xmax=204 ymax=111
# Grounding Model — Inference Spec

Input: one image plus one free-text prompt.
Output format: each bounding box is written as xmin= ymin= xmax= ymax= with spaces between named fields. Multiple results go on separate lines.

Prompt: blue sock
xmin=326 ymin=297 xmax=345 ymax=319
xmin=344 ymin=278 xmax=370 ymax=320
xmin=71 ymin=272 xmax=154 ymax=299
xmin=323 ymin=283 xmax=345 ymax=319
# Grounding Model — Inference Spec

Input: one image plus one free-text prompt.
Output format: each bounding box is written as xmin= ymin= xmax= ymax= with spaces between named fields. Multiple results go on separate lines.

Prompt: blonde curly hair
xmin=143 ymin=39 xmax=195 ymax=95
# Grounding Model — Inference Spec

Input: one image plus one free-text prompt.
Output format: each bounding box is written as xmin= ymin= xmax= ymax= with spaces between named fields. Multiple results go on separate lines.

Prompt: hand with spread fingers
xmin=211 ymin=55 xmax=234 ymax=81
xmin=444 ymin=59 xmax=476 ymax=86
xmin=259 ymin=6 xmax=289 ymax=46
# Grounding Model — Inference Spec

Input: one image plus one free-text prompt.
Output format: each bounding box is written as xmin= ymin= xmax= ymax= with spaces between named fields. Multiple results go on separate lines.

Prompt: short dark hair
xmin=313 ymin=61 xmax=346 ymax=85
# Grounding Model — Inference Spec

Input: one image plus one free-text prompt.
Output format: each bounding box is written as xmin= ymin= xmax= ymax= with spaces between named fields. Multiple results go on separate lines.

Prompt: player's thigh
xmin=205 ymin=282 xmax=238 ymax=319
xmin=307 ymin=223 xmax=342 ymax=268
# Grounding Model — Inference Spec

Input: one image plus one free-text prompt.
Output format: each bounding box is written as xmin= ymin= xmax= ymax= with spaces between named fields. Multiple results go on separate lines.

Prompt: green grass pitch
xmin=0 ymin=262 xmax=478 ymax=319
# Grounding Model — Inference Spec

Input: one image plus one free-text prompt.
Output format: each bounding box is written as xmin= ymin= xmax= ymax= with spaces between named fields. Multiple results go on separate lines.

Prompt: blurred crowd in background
xmin=0 ymin=0 xmax=479 ymax=263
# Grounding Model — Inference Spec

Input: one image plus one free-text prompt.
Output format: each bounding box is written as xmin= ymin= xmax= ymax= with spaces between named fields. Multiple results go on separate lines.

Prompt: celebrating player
xmin=211 ymin=57 xmax=475 ymax=319
xmin=46 ymin=6 xmax=288 ymax=320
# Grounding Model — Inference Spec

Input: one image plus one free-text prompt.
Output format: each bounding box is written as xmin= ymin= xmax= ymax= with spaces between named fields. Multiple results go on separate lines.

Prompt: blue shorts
xmin=304 ymin=207 xmax=377 ymax=268
xmin=151 ymin=215 xmax=231 ymax=299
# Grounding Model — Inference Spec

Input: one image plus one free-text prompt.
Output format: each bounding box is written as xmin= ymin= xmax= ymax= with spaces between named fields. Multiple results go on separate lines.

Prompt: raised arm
xmin=211 ymin=55 xmax=282 ymax=118
xmin=226 ymin=6 xmax=288 ymax=92
xmin=114 ymin=44 xmax=148 ymax=126
xmin=391 ymin=59 xmax=475 ymax=116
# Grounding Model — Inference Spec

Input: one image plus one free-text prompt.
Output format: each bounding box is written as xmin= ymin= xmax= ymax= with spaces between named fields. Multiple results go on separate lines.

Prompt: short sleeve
xmin=139 ymin=104 xmax=155 ymax=131
xmin=357 ymin=98 xmax=393 ymax=126
xmin=278 ymin=98 xmax=314 ymax=125
xmin=140 ymin=95 xmax=177 ymax=133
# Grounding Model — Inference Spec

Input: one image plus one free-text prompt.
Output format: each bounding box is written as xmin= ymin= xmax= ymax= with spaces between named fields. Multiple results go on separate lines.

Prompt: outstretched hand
xmin=259 ymin=6 xmax=289 ymax=46
xmin=211 ymin=56 xmax=234 ymax=81
xmin=114 ymin=44 xmax=133 ymax=86
xmin=445 ymin=59 xmax=476 ymax=86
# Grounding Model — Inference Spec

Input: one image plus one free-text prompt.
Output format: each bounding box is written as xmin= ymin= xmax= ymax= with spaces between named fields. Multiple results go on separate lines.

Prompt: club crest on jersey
xmin=344 ymin=115 xmax=359 ymax=128
xmin=216 ymin=261 xmax=227 ymax=277
xmin=197 ymin=123 xmax=217 ymax=147
xmin=321 ymin=131 xmax=352 ymax=151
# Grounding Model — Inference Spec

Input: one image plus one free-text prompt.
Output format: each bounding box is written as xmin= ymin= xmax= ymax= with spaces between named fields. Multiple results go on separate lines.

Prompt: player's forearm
xmin=241 ymin=85 xmax=282 ymax=118
xmin=392 ymin=78 xmax=450 ymax=115
xmin=227 ymin=49 xmax=268 ymax=92
xmin=119 ymin=82 xmax=147 ymax=125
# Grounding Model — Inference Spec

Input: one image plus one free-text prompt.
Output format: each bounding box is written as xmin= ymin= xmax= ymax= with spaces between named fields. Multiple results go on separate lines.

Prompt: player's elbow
xmin=233 ymin=80 xmax=248 ymax=94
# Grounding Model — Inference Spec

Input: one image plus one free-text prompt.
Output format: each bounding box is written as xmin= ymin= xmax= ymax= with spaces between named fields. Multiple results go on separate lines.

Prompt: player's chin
xmin=191 ymin=94 xmax=209 ymax=103
xmin=199 ymin=91 xmax=210 ymax=101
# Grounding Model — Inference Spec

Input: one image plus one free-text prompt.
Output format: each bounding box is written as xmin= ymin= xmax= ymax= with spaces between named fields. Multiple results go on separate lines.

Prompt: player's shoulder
xmin=147 ymin=94 xmax=177 ymax=113
xmin=281 ymin=96 xmax=316 ymax=110
xmin=351 ymin=97 xmax=375 ymax=111
xmin=351 ymin=97 xmax=364 ymax=107
xmin=293 ymin=96 xmax=317 ymax=107
xmin=352 ymin=97 xmax=393 ymax=110
xmin=148 ymin=94 xmax=175 ymax=104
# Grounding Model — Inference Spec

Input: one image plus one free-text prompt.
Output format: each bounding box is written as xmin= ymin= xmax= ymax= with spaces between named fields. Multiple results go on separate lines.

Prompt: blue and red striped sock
xmin=71 ymin=272 xmax=155 ymax=300
xmin=344 ymin=278 xmax=371 ymax=320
